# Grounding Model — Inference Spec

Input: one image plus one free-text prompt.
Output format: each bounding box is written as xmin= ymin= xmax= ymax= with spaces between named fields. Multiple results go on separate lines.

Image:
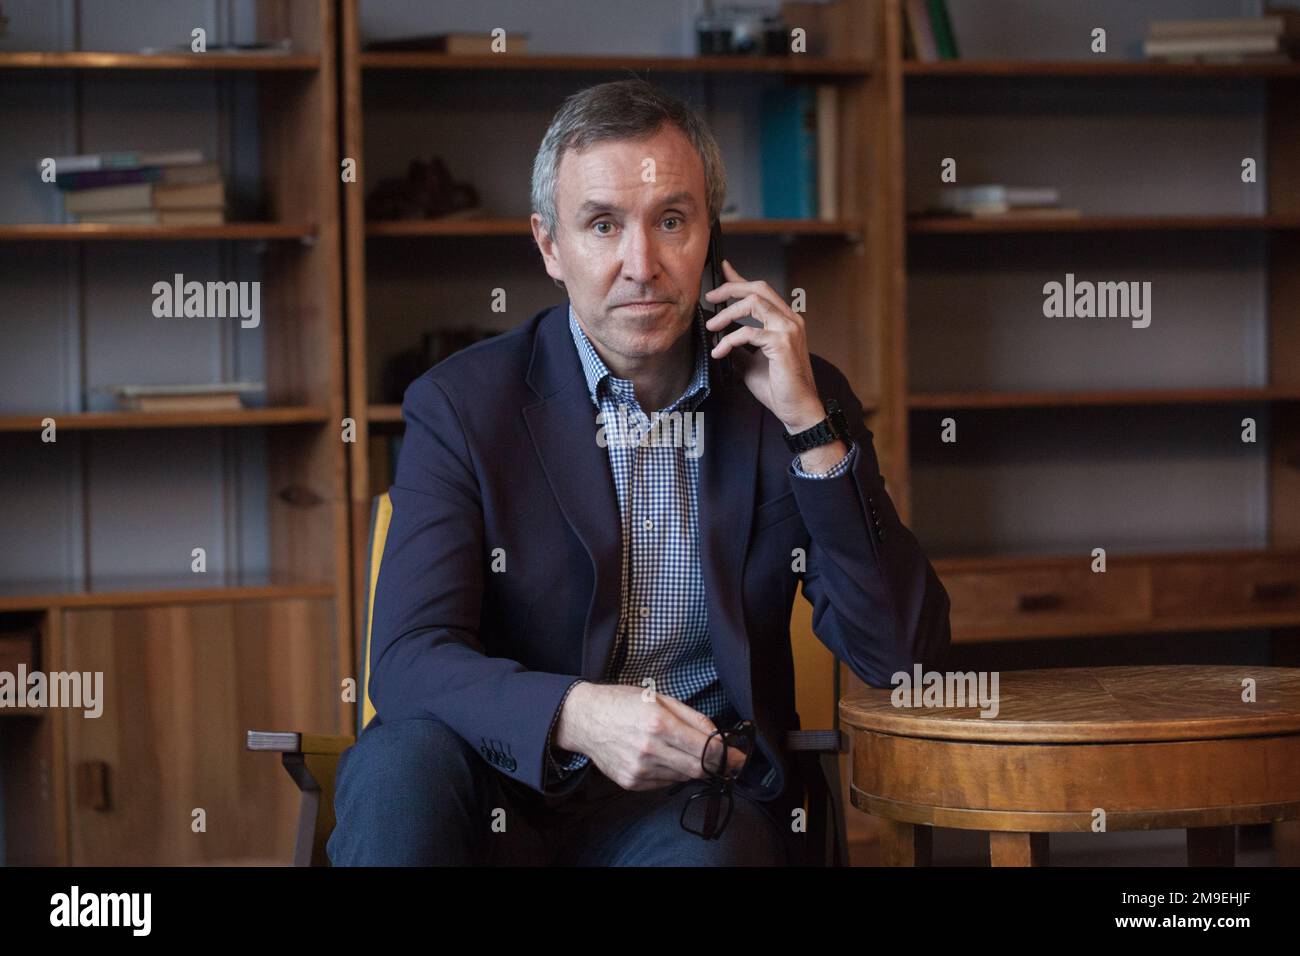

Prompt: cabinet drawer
xmin=1153 ymin=557 xmax=1300 ymax=620
xmin=941 ymin=564 xmax=1152 ymax=640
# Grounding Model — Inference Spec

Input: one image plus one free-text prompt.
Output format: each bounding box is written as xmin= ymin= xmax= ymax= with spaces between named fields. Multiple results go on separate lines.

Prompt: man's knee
xmin=612 ymin=795 xmax=793 ymax=867
xmin=328 ymin=716 xmax=485 ymax=865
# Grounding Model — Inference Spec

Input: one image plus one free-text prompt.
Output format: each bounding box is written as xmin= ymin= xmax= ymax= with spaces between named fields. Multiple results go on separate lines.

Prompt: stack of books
xmin=902 ymin=0 xmax=959 ymax=62
xmin=1143 ymin=14 xmax=1300 ymax=63
xmin=100 ymin=382 xmax=264 ymax=413
xmin=923 ymin=185 xmax=1080 ymax=221
xmin=46 ymin=149 xmax=225 ymax=225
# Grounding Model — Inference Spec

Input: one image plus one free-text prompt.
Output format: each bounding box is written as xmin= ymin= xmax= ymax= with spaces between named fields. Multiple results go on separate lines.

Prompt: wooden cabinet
xmin=60 ymin=599 xmax=338 ymax=866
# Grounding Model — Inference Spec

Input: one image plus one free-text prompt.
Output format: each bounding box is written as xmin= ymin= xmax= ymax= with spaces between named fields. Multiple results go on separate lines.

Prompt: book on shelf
xmin=1143 ymin=13 xmax=1300 ymax=61
xmin=102 ymin=381 xmax=264 ymax=413
xmin=40 ymin=149 xmax=205 ymax=175
xmin=928 ymin=185 xmax=1063 ymax=216
xmin=762 ymin=85 xmax=842 ymax=220
xmin=63 ymin=179 xmax=225 ymax=224
xmin=815 ymin=85 xmax=838 ymax=222
xmin=136 ymin=40 xmax=294 ymax=56
xmin=364 ymin=33 xmax=531 ymax=55
xmin=966 ymin=207 xmax=1082 ymax=220
xmin=903 ymin=0 xmax=959 ymax=61
xmin=63 ymin=180 xmax=223 ymax=214
xmin=56 ymin=163 xmax=221 ymax=191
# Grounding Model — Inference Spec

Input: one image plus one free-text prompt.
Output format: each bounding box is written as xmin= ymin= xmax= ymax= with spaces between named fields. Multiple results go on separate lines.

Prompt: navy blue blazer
xmin=367 ymin=301 xmax=952 ymax=805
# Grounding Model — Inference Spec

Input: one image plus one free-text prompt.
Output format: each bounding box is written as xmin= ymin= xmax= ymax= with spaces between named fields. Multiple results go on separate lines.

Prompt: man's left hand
xmin=703 ymin=259 xmax=829 ymax=434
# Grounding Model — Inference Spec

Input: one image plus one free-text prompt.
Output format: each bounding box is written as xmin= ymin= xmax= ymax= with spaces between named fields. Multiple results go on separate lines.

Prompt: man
xmin=328 ymin=78 xmax=951 ymax=866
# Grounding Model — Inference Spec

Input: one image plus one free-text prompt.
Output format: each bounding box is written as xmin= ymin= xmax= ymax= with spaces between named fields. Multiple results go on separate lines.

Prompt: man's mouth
xmin=616 ymin=301 xmax=669 ymax=312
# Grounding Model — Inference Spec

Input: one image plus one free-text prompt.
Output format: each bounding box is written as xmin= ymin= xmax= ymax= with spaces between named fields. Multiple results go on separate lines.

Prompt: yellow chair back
xmin=359 ymin=492 xmax=392 ymax=734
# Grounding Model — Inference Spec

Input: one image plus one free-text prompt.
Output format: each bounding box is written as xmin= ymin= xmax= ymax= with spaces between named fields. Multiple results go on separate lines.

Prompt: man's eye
xmin=593 ymin=221 xmax=614 ymax=235
xmin=663 ymin=217 xmax=682 ymax=230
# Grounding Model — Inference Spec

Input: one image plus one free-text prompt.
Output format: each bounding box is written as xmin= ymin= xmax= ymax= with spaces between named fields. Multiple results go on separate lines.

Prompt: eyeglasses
xmin=669 ymin=719 xmax=756 ymax=840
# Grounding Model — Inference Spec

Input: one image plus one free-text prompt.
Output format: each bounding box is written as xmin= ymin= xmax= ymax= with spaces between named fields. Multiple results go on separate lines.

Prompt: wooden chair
xmin=248 ymin=493 xmax=849 ymax=866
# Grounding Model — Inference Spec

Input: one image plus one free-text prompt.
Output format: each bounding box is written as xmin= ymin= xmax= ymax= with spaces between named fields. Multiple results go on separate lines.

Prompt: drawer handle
xmin=1018 ymin=592 xmax=1064 ymax=612
xmin=75 ymin=760 xmax=111 ymax=812
xmin=1250 ymin=581 xmax=1298 ymax=602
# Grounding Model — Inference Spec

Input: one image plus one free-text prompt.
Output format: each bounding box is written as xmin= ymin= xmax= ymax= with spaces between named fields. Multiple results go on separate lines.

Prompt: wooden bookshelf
xmin=0 ymin=0 xmax=348 ymax=865
xmin=892 ymin=1 xmax=1300 ymax=714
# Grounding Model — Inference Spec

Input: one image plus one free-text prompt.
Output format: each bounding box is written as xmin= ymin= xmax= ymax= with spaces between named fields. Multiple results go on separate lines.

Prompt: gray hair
xmin=530 ymin=78 xmax=727 ymax=244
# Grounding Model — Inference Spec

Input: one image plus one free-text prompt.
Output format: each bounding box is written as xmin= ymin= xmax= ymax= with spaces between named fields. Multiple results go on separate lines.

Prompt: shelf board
xmin=0 ymin=573 xmax=336 ymax=612
xmin=360 ymin=52 xmax=872 ymax=76
xmin=932 ymin=543 xmax=1300 ymax=570
xmin=908 ymin=214 xmax=1300 ymax=234
xmin=0 ymin=407 xmax=331 ymax=431
xmin=366 ymin=217 xmax=862 ymax=238
xmin=904 ymin=58 xmax=1300 ymax=78
xmin=0 ymin=223 xmax=317 ymax=242
xmin=368 ymin=404 xmax=404 ymax=423
xmin=908 ymin=386 xmax=1300 ymax=410
xmin=0 ymin=51 xmax=321 ymax=71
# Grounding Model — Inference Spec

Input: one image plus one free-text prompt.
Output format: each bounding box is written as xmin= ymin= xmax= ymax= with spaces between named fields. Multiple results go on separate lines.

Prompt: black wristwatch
xmin=783 ymin=398 xmax=849 ymax=454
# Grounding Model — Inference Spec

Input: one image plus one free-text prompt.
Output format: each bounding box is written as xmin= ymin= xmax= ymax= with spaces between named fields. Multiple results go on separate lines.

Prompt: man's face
xmin=531 ymin=125 xmax=710 ymax=367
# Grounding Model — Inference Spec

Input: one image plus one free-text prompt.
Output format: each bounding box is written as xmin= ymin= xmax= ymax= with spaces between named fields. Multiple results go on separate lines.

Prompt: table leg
xmin=876 ymin=818 xmax=932 ymax=866
xmin=989 ymin=831 xmax=1049 ymax=866
xmin=1186 ymin=826 xmax=1235 ymax=866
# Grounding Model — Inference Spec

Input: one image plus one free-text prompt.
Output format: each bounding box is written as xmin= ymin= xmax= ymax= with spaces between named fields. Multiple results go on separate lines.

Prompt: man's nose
xmin=620 ymin=227 xmax=660 ymax=284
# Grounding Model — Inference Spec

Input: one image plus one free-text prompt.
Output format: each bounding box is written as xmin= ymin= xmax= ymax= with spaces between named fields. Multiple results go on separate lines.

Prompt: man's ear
xmin=530 ymin=212 xmax=566 ymax=287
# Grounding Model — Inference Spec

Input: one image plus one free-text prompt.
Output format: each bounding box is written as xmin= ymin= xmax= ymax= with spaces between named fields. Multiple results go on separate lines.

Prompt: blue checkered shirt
xmin=545 ymin=304 xmax=856 ymax=782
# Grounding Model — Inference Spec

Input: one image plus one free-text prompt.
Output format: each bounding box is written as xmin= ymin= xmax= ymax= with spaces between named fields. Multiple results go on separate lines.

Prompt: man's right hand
xmin=554 ymin=682 xmax=747 ymax=791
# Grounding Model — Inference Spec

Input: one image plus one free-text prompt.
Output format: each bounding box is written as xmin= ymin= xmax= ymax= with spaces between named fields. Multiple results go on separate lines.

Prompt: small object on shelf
xmin=696 ymin=4 xmax=787 ymax=56
xmin=365 ymin=156 xmax=481 ymax=221
xmin=1143 ymin=13 xmax=1300 ymax=63
xmin=136 ymin=39 xmax=294 ymax=56
xmin=925 ymin=184 xmax=1067 ymax=218
xmin=364 ymin=33 xmax=530 ymax=55
xmin=99 ymin=381 xmax=264 ymax=413
xmin=40 ymin=149 xmax=205 ymax=175
xmin=382 ymin=329 xmax=500 ymax=404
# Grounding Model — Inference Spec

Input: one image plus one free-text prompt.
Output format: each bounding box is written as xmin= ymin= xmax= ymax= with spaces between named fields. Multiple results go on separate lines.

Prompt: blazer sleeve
xmin=788 ymin=359 xmax=953 ymax=688
xmin=367 ymin=372 xmax=588 ymax=796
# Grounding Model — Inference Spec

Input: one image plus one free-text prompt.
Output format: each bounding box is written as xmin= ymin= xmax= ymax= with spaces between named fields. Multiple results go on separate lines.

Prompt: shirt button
xmin=639 ymin=605 xmax=650 ymax=619
xmin=643 ymin=518 xmax=653 ymax=531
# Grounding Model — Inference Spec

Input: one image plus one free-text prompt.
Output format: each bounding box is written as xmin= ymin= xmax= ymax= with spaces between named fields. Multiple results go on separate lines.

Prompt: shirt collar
xmin=567 ymin=302 xmax=710 ymax=412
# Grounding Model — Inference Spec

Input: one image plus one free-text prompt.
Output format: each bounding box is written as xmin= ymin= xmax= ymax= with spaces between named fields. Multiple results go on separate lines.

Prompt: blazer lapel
xmin=697 ymin=371 xmax=763 ymax=720
xmin=522 ymin=304 xmax=623 ymax=681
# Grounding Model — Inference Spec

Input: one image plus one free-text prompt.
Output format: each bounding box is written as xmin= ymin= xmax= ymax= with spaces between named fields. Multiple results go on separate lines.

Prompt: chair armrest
xmin=246 ymin=730 xmax=355 ymax=867
xmin=785 ymin=729 xmax=845 ymax=754
xmin=246 ymin=731 xmax=355 ymax=755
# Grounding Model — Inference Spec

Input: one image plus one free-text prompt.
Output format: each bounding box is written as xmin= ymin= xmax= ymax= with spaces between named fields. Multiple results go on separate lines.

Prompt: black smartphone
xmin=701 ymin=218 xmax=760 ymax=387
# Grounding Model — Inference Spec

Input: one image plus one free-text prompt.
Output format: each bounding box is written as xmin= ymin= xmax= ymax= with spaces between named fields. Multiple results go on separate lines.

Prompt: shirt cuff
xmin=791 ymin=439 xmax=856 ymax=479
xmin=544 ymin=678 xmax=590 ymax=783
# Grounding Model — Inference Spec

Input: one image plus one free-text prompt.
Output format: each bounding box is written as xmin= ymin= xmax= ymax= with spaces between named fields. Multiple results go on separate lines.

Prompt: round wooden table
xmin=839 ymin=665 xmax=1300 ymax=866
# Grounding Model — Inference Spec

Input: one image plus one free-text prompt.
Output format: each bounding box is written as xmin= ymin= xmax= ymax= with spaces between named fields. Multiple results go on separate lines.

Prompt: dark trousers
xmin=327 ymin=713 xmax=810 ymax=866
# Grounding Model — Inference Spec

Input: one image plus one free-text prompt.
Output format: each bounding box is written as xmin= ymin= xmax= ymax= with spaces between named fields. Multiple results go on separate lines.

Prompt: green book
xmin=926 ymin=0 xmax=960 ymax=60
